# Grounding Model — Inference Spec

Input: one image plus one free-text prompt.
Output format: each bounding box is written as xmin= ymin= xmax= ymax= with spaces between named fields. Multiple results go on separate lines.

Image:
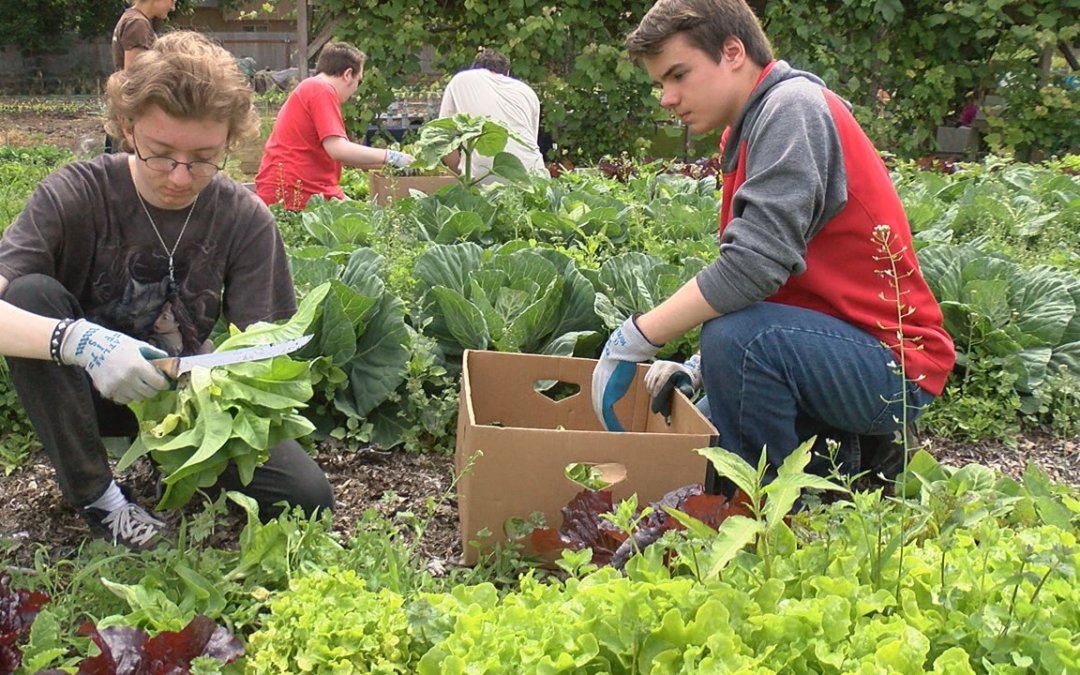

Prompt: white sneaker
xmin=83 ymin=501 xmax=166 ymax=550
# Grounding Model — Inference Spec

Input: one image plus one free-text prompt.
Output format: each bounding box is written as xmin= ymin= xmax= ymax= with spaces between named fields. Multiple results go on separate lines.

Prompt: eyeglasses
xmin=131 ymin=134 xmax=227 ymax=178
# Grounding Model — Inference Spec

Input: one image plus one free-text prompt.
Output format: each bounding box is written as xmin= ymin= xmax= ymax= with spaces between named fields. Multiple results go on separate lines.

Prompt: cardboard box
xmin=369 ymin=172 xmax=457 ymax=206
xmin=455 ymin=350 xmax=718 ymax=564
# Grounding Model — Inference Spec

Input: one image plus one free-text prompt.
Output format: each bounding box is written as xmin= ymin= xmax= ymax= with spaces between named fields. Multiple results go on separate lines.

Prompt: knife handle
xmin=151 ymin=357 xmax=180 ymax=379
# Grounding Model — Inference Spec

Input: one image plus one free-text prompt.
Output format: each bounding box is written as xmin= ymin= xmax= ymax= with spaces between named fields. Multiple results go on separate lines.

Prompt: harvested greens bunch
xmin=120 ymin=284 xmax=332 ymax=509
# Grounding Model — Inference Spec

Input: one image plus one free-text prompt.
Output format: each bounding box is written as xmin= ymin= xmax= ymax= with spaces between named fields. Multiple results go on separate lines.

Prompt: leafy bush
xmin=766 ymin=0 xmax=1080 ymax=159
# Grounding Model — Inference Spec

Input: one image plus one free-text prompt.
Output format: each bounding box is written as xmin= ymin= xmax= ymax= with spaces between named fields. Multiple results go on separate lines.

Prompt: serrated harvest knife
xmin=151 ymin=334 xmax=314 ymax=378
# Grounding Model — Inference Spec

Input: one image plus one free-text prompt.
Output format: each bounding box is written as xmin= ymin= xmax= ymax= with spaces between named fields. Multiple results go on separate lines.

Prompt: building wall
xmin=174 ymin=4 xmax=295 ymax=35
xmin=0 ymin=37 xmax=114 ymax=93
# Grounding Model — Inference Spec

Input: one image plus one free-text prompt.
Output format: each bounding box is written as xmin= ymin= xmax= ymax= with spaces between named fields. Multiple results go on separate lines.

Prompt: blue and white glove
xmin=592 ymin=315 xmax=662 ymax=431
xmin=59 ymin=319 xmax=170 ymax=405
xmin=644 ymin=353 xmax=702 ymax=420
xmin=385 ymin=149 xmax=414 ymax=168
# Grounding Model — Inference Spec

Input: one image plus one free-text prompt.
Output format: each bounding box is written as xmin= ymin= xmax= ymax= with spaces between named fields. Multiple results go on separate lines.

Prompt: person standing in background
xmin=106 ymin=0 xmax=176 ymax=152
xmin=438 ymin=48 xmax=547 ymax=185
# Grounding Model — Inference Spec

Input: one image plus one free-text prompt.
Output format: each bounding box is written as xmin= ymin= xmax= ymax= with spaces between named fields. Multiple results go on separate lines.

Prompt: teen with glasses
xmin=0 ymin=31 xmax=333 ymax=550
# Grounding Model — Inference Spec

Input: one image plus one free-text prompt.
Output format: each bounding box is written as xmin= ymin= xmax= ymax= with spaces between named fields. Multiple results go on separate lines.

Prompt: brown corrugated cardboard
xmin=455 ymin=349 xmax=718 ymax=565
xmin=369 ymin=172 xmax=457 ymax=206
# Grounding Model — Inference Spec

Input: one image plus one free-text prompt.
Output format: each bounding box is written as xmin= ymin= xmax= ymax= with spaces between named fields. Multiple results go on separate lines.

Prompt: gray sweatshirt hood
xmin=723 ymin=60 xmax=842 ymax=168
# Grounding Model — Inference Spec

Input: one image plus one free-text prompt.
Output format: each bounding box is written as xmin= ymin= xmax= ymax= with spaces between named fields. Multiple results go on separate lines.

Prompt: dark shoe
xmin=82 ymin=501 xmax=166 ymax=550
xmin=859 ymin=427 xmax=920 ymax=480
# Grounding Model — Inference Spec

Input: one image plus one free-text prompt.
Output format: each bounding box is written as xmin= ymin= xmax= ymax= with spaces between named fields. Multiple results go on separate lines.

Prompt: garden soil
xmin=1 ymin=104 xmax=1078 ymax=571
xmin=0 ymin=97 xmax=106 ymax=153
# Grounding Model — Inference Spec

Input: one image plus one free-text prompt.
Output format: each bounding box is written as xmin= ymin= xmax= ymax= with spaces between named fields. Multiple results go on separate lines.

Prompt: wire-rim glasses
xmin=131 ymin=134 xmax=227 ymax=178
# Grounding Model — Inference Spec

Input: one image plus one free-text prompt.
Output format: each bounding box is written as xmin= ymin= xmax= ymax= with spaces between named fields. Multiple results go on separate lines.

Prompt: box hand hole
xmin=533 ymin=379 xmax=581 ymax=402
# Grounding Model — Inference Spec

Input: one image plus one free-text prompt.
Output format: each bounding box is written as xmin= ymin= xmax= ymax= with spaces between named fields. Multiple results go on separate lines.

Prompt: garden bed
xmin=2 ymin=431 xmax=1076 ymax=571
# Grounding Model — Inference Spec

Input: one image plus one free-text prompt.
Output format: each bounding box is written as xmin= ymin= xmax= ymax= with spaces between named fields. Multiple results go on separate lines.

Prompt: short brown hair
xmin=472 ymin=48 xmax=510 ymax=76
xmin=105 ymin=31 xmax=259 ymax=151
xmin=316 ymin=42 xmax=366 ymax=77
xmin=625 ymin=0 xmax=773 ymax=66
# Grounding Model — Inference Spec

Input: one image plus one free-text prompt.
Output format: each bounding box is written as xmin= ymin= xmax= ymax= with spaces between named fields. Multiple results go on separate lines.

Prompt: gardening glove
xmin=645 ymin=353 xmax=701 ymax=422
xmin=59 ymin=319 xmax=171 ymax=405
xmin=385 ymin=149 xmax=414 ymax=169
xmin=592 ymin=315 xmax=662 ymax=432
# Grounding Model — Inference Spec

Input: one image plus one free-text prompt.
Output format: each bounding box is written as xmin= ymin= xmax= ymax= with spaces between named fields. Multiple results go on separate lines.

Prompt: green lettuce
xmin=122 ymin=285 xmax=335 ymax=509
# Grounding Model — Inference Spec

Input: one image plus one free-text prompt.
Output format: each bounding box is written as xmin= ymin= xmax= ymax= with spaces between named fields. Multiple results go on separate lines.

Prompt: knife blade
xmin=152 ymin=334 xmax=314 ymax=378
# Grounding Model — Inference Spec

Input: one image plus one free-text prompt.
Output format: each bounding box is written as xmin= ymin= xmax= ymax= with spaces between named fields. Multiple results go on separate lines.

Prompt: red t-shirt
xmin=255 ymin=77 xmax=347 ymax=210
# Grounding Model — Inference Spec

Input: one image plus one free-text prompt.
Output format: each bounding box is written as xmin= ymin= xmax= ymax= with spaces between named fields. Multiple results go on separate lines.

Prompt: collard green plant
xmin=413 ymin=242 xmax=602 ymax=361
xmin=400 ymin=182 xmax=501 ymax=245
xmin=530 ymin=182 xmax=634 ymax=245
xmin=918 ymin=243 xmax=1080 ymax=408
xmin=284 ymin=248 xmax=411 ymax=445
xmin=411 ymin=113 xmax=532 ymax=187
xmin=590 ymin=251 xmax=708 ymax=360
xmin=298 ymin=194 xmax=377 ymax=249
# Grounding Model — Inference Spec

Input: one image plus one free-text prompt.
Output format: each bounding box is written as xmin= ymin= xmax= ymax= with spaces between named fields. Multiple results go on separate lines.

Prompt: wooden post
xmin=297 ymin=0 xmax=309 ymax=79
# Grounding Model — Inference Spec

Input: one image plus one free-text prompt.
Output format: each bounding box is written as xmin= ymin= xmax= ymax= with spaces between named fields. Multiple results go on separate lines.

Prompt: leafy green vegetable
xmin=411 ymin=113 xmax=531 ymax=186
xmin=414 ymin=242 xmax=602 ymax=360
xmin=286 ymin=248 xmax=412 ymax=445
xmin=122 ymin=285 xmax=333 ymax=509
xmin=919 ymin=243 xmax=1080 ymax=400
xmin=564 ymin=462 xmax=625 ymax=491
xmin=298 ymin=194 xmax=376 ymax=248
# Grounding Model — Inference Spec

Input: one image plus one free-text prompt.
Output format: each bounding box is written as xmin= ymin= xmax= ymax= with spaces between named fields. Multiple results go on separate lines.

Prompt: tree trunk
xmin=297 ymin=0 xmax=309 ymax=79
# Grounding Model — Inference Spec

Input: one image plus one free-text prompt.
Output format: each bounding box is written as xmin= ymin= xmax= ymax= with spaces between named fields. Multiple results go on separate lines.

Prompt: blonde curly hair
xmin=105 ymin=30 xmax=259 ymax=151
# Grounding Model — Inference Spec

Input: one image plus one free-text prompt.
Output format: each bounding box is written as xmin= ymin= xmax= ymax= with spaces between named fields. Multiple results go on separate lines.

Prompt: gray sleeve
xmin=696 ymin=83 xmax=848 ymax=314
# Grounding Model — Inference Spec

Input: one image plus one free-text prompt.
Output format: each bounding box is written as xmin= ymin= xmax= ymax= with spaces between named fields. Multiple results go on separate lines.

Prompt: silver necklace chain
xmin=134 ymin=188 xmax=199 ymax=282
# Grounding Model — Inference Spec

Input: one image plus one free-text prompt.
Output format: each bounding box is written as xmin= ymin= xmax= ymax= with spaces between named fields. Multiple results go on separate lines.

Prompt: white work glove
xmin=645 ymin=353 xmax=702 ymax=421
xmin=59 ymin=319 xmax=171 ymax=405
xmin=385 ymin=149 xmax=414 ymax=168
xmin=644 ymin=353 xmax=702 ymax=397
xmin=592 ymin=315 xmax=662 ymax=432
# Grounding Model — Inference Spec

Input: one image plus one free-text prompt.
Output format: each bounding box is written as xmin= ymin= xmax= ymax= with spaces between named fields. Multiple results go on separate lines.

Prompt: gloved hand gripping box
xmin=456 ymin=349 xmax=717 ymax=565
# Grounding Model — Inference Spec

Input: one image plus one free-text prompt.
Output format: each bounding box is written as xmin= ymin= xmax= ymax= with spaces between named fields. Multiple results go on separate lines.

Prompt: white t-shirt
xmin=439 ymin=68 xmax=546 ymax=184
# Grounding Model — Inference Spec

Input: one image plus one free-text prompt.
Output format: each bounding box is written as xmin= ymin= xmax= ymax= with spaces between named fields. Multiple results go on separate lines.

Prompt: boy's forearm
xmin=635 ymin=279 xmax=719 ymax=345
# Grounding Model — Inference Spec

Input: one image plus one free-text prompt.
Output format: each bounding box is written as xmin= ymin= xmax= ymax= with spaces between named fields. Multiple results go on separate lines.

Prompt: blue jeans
xmin=698 ymin=302 xmax=934 ymax=486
